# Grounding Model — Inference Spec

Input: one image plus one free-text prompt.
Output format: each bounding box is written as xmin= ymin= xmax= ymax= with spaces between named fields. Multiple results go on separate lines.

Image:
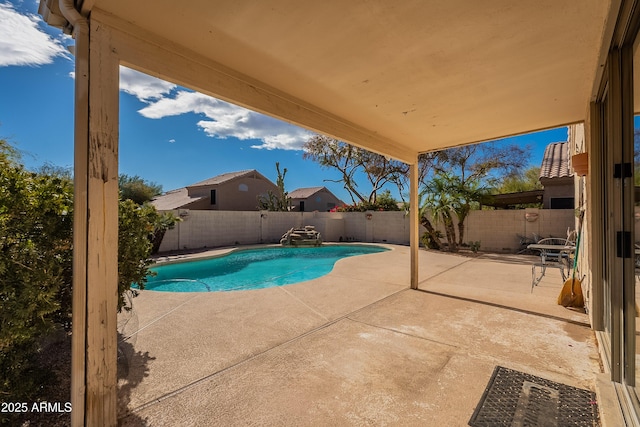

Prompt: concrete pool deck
xmin=118 ymin=244 xmax=607 ymax=426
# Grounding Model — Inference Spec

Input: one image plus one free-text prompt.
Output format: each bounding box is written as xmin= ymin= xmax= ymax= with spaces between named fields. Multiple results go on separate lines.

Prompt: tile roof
xmin=188 ymin=170 xmax=258 ymax=187
xmin=151 ymin=188 xmax=205 ymax=210
xmin=539 ymin=142 xmax=572 ymax=180
xmin=288 ymin=186 xmax=327 ymax=199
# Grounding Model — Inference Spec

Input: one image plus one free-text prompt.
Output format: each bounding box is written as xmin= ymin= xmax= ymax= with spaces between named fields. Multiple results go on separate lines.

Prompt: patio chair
xmin=530 ymin=230 xmax=575 ymax=290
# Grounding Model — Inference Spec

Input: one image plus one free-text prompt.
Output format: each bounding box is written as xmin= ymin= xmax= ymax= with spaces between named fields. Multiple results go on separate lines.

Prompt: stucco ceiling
xmin=53 ymin=1 xmax=615 ymax=160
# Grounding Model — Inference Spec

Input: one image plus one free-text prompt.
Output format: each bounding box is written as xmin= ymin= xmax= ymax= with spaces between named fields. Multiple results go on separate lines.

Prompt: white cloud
xmin=0 ymin=2 xmax=68 ymax=67
xmin=137 ymin=90 xmax=219 ymax=118
xmin=138 ymin=90 xmax=311 ymax=150
xmin=119 ymin=67 xmax=176 ymax=101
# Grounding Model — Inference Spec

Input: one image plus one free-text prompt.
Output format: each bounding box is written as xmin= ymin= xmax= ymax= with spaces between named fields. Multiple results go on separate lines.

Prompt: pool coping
xmin=144 ymin=243 xmax=394 ymax=293
xmin=151 ymin=242 xmax=397 ymax=266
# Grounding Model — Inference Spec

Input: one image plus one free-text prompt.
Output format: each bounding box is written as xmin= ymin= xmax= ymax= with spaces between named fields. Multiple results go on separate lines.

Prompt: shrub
xmin=0 ymin=148 xmax=73 ymax=400
xmin=0 ymin=139 xmax=166 ymax=403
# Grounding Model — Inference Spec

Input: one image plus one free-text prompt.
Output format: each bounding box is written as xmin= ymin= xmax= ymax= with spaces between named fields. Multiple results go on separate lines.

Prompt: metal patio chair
xmin=530 ymin=230 xmax=576 ymax=290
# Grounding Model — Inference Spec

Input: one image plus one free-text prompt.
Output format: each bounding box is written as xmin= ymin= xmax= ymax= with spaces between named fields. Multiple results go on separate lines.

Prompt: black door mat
xmin=469 ymin=366 xmax=599 ymax=427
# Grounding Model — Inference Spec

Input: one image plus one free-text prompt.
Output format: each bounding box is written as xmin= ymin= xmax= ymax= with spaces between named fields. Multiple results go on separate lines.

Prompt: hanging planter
xmin=572 ymin=152 xmax=589 ymax=176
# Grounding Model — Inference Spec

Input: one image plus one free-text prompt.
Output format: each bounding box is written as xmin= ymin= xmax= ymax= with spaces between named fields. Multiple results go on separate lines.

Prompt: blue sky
xmin=0 ymin=0 xmax=569 ymax=203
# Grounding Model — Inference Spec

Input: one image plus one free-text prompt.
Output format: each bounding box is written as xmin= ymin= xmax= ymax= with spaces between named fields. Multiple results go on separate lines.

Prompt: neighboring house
xmin=539 ymin=142 xmax=574 ymax=209
xmin=152 ymin=170 xmax=280 ymax=211
xmin=480 ymin=189 xmax=544 ymax=209
xmin=481 ymin=141 xmax=574 ymax=210
xmin=288 ymin=186 xmax=344 ymax=212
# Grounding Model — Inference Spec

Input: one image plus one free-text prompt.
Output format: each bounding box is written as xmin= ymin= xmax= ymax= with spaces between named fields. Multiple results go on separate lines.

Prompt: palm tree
xmin=422 ymin=173 xmax=458 ymax=252
xmin=451 ymin=176 xmax=488 ymax=247
xmin=414 ymin=192 xmax=442 ymax=250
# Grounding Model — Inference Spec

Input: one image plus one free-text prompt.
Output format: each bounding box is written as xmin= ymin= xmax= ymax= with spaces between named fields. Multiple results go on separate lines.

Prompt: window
xmin=299 ymin=201 xmax=305 ymax=212
xmin=210 ymin=189 xmax=216 ymax=205
xmin=550 ymin=197 xmax=573 ymax=209
xmin=238 ymin=184 xmax=248 ymax=192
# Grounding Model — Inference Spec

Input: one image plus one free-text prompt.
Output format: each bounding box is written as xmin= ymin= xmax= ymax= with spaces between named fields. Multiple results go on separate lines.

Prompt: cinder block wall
xmin=368 ymin=211 xmax=411 ymax=244
xmin=465 ymin=210 xmax=526 ymax=252
xmin=158 ymin=208 xmax=576 ymax=253
xmin=537 ymin=209 xmax=576 ymax=239
xmin=342 ymin=212 xmax=367 ymax=242
xmin=170 ymin=210 xmax=261 ymax=248
xmin=464 ymin=208 xmax=576 ymax=252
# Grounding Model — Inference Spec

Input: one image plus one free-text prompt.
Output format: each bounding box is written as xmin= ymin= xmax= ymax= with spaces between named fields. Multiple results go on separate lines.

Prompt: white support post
xmin=410 ymin=158 xmax=419 ymax=289
xmin=71 ymin=18 xmax=120 ymax=426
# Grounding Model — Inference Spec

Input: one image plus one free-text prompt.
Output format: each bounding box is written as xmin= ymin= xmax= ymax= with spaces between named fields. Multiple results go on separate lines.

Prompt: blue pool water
xmin=144 ymin=245 xmax=388 ymax=292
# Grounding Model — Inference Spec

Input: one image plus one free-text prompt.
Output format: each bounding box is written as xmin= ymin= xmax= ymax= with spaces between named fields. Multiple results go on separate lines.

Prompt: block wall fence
xmin=158 ymin=208 xmax=580 ymax=253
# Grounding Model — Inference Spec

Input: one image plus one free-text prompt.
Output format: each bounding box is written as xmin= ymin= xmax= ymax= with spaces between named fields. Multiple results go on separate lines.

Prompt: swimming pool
xmin=143 ymin=245 xmax=389 ymax=292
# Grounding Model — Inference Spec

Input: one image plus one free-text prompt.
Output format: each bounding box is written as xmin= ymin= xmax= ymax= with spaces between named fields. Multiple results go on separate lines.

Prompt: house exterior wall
xmin=568 ymin=122 xmax=593 ymax=322
xmin=185 ymin=177 xmax=281 ymax=211
xmin=290 ymin=189 xmax=343 ymax=212
xmin=217 ymin=177 xmax=280 ymax=211
xmin=158 ymin=208 xmax=576 ymax=253
xmin=540 ymin=177 xmax=575 ymax=209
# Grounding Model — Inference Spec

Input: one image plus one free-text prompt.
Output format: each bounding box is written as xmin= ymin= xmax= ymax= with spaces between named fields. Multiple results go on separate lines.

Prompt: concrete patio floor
xmin=118 ymin=245 xmax=606 ymax=426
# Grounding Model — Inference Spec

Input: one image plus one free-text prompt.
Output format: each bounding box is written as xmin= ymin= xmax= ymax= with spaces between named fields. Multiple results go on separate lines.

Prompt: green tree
xmin=303 ymin=135 xmax=409 ymax=205
xmin=257 ymin=162 xmax=291 ymax=211
xmin=371 ymin=189 xmax=400 ymax=210
xmin=430 ymin=143 xmax=527 ymax=185
xmin=452 ymin=175 xmax=488 ymax=247
xmin=421 ymin=142 xmax=526 ymax=247
xmin=119 ymin=174 xmax=162 ymax=204
xmin=412 ymin=192 xmax=442 ymax=250
xmin=118 ymin=175 xmax=179 ymax=254
xmin=149 ymin=209 xmax=181 ymax=254
xmin=333 ymin=189 xmax=401 ymax=212
xmin=421 ymin=172 xmax=459 ymax=251
xmin=495 ymin=166 xmax=542 ymax=193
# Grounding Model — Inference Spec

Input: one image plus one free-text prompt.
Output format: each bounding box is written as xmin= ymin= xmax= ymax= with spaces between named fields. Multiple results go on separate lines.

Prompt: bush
xmin=117 ymin=200 xmax=159 ymax=308
xmin=330 ymin=201 xmax=401 ymax=212
xmin=469 ymin=240 xmax=481 ymax=253
xmin=0 ymin=145 xmax=73 ymax=401
xmin=0 ymin=139 xmax=166 ymax=404
xmin=330 ymin=190 xmax=400 ymax=212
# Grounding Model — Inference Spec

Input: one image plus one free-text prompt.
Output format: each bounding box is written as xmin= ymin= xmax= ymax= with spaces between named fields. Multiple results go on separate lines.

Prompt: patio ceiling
xmin=46 ymin=1 xmax=614 ymax=162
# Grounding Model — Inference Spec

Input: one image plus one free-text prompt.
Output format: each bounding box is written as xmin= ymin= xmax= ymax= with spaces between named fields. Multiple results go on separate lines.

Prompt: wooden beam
xmin=92 ymin=9 xmax=417 ymax=164
xmin=70 ymin=7 xmax=89 ymax=426
xmin=410 ymin=159 xmax=419 ymax=289
xmin=71 ymin=17 xmax=120 ymax=426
